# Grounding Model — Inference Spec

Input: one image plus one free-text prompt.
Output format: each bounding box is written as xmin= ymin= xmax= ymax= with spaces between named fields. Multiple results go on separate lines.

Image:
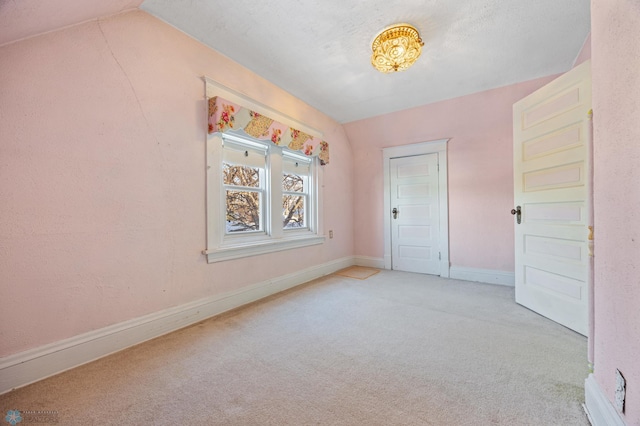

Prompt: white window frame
xmin=282 ymin=150 xmax=313 ymax=232
xmin=222 ymin=137 xmax=268 ymax=237
xmin=204 ymin=131 xmax=324 ymax=263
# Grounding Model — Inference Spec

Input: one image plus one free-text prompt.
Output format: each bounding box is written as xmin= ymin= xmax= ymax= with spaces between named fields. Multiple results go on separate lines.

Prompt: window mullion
xmin=270 ymin=150 xmax=283 ymax=239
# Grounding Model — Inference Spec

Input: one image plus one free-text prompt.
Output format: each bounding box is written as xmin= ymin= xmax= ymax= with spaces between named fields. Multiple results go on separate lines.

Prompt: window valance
xmin=208 ymin=96 xmax=329 ymax=165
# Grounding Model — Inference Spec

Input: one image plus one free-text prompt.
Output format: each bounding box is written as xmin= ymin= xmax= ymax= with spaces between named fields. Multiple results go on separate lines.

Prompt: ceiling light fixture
xmin=371 ymin=23 xmax=424 ymax=73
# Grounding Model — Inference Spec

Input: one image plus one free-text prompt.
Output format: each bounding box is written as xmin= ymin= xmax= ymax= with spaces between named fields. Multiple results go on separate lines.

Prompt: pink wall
xmin=574 ymin=33 xmax=592 ymax=67
xmin=0 ymin=0 xmax=143 ymax=46
xmin=592 ymin=1 xmax=640 ymax=423
xmin=0 ymin=10 xmax=354 ymax=357
xmin=343 ymin=76 xmax=557 ymax=272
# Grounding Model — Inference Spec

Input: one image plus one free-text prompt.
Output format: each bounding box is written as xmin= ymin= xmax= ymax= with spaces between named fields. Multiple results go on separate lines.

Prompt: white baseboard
xmin=584 ymin=374 xmax=625 ymax=426
xmin=383 ymin=254 xmax=392 ymax=270
xmin=354 ymin=256 xmax=385 ymax=269
xmin=0 ymin=256 xmax=355 ymax=395
xmin=449 ymin=266 xmax=515 ymax=286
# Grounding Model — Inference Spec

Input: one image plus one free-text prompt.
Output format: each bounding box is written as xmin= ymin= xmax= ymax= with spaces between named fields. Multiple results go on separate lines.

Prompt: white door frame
xmin=383 ymin=139 xmax=450 ymax=277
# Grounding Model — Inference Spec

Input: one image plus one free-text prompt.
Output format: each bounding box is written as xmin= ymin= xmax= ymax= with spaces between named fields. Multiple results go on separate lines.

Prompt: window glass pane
xmin=224 ymin=163 xmax=260 ymax=188
xmin=283 ymin=173 xmax=304 ymax=192
xmin=283 ymin=195 xmax=305 ymax=228
xmin=226 ymin=190 xmax=261 ymax=232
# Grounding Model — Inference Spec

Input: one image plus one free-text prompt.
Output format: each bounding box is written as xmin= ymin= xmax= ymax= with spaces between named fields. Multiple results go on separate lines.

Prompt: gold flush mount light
xmin=371 ymin=23 xmax=424 ymax=73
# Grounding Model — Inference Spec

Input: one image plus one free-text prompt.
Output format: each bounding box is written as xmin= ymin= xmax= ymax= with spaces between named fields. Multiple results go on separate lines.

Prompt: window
xmin=204 ymin=132 xmax=323 ymax=263
xmin=222 ymin=138 xmax=267 ymax=234
xmin=282 ymin=152 xmax=311 ymax=230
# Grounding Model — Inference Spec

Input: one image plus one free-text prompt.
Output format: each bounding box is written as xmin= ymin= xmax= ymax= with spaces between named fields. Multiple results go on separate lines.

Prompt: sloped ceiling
xmin=0 ymin=0 xmax=590 ymax=123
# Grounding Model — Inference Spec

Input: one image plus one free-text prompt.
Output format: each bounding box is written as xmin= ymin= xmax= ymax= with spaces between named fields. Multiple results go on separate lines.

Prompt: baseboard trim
xmin=584 ymin=374 xmax=625 ymax=426
xmin=449 ymin=266 xmax=515 ymax=286
xmin=0 ymin=256 xmax=355 ymax=395
xmin=354 ymin=256 xmax=385 ymax=269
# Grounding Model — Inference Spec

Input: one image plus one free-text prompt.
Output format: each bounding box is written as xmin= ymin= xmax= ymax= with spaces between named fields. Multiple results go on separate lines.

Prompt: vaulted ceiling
xmin=0 ymin=0 xmax=590 ymax=123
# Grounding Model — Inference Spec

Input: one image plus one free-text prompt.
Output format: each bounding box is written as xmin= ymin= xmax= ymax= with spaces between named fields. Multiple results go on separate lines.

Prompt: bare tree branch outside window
xmin=223 ymin=163 xmax=309 ymax=232
xmin=224 ymin=163 xmax=261 ymax=232
xmin=283 ymin=173 xmax=305 ymax=228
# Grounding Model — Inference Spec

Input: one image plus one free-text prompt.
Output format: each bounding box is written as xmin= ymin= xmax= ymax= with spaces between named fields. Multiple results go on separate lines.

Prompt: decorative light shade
xmin=371 ymin=23 xmax=424 ymax=73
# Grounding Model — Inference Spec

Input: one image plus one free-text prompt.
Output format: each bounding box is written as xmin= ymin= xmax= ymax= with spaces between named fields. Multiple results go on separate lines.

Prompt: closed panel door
xmin=513 ymin=60 xmax=591 ymax=335
xmin=390 ymin=154 xmax=440 ymax=274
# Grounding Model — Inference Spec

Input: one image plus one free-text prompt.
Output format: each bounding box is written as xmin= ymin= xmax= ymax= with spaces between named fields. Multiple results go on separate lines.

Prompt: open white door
xmin=513 ymin=60 xmax=591 ymax=336
xmin=390 ymin=154 xmax=440 ymax=274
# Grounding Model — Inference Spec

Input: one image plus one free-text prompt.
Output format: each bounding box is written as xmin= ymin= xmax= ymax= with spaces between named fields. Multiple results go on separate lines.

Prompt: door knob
xmin=392 ymin=207 xmax=398 ymax=219
xmin=511 ymin=206 xmax=522 ymax=224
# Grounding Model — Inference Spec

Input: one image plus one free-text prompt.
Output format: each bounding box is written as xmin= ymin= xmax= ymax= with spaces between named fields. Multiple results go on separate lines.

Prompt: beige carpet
xmin=0 ymin=270 xmax=589 ymax=425
xmin=334 ymin=266 xmax=380 ymax=280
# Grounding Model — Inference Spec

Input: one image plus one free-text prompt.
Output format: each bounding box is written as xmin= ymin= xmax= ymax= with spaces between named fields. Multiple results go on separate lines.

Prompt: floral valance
xmin=208 ymin=96 xmax=329 ymax=165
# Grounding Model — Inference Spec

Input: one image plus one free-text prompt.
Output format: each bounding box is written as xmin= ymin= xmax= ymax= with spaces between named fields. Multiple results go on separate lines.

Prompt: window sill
xmin=203 ymin=235 xmax=325 ymax=263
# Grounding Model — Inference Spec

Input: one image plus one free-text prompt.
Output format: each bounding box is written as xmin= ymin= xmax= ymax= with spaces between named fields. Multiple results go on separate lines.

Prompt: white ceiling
xmin=141 ymin=0 xmax=590 ymax=123
xmin=0 ymin=0 xmax=590 ymax=124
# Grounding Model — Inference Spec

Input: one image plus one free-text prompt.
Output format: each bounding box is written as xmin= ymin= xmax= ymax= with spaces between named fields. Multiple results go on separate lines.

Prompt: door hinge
xmin=437 ymin=163 xmax=440 ymax=172
xmin=439 ymin=252 xmax=441 ymax=260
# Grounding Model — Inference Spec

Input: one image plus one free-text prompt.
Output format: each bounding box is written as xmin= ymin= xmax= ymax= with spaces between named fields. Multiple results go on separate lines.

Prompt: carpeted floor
xmin=0 ymin=270 xmax=589 ymax=425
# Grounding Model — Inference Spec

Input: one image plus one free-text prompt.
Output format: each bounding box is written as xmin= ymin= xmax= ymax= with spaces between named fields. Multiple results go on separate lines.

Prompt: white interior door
xmin=390 ymin=154 xmax=440 ymax=274
xmin=513 ymin=60 xmax=591 ymax=335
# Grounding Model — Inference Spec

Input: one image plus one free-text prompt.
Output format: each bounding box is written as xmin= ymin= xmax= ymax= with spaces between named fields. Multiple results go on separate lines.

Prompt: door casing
xmin=383 ymin=139 xmax=450 ymax=277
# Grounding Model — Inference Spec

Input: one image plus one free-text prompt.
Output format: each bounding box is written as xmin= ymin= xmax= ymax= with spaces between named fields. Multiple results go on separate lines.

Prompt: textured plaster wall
xmin=0 ymin=10 xmax=354 ymax=357
xmin=591 ymin=0 xmax=640 ymax=423
xmin=343 ymin=76 xmax=556 ymax=272
xmin=0 ymin=0 xmax=143 ymax=46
